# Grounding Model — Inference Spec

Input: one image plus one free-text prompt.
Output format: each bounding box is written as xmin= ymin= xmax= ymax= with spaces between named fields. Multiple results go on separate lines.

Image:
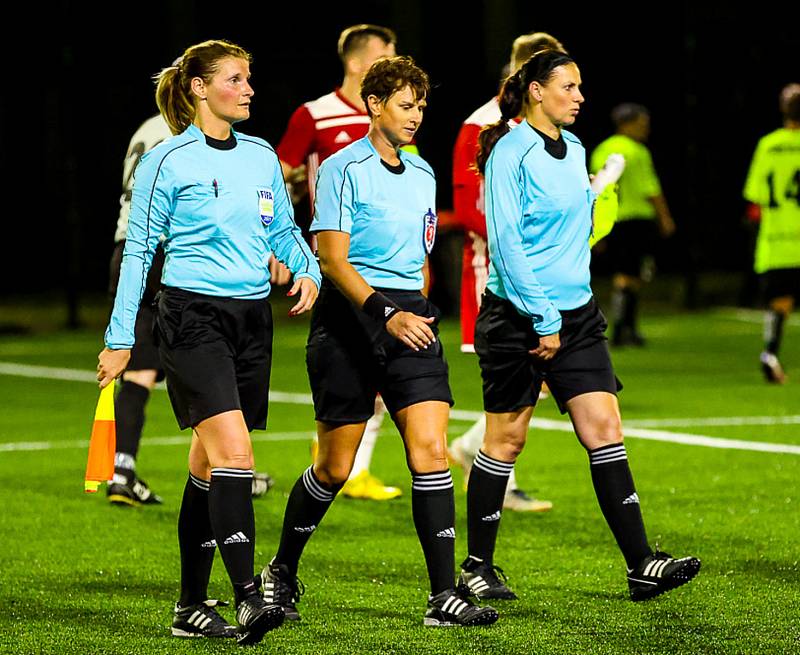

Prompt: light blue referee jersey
xmin=106 ymin=123 xmax=321 ymax=349
xmin=311 ymin=136 xmax=436 ymax=290
xmin=485 ymin=121 xmax=594 ymax=335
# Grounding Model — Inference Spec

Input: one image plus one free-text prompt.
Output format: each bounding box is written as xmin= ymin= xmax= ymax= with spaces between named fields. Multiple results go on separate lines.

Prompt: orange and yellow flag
xmin=84 ymin=380 xmax=116 ymax=493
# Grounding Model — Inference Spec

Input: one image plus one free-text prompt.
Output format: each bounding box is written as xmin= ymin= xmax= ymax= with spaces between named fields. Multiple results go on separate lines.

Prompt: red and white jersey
xmin=453 ymin=97 xmax=503 ymax=351
xmin=277 ymin=89 xmax=371 ymax=206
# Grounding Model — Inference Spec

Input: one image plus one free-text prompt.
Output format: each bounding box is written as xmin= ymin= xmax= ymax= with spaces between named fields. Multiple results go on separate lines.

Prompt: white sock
xmin=506 ymin=467 xmax=518 ymax=494
xmin=350 ymin=396 xmax=386 ymax=478
xmin=459 ymin=415 xmax=486 ymax=456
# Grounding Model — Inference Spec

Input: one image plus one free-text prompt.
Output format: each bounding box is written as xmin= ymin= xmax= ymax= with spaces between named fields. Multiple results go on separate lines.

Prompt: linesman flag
xmin=84 ymin=380 xmax=116 ymax=493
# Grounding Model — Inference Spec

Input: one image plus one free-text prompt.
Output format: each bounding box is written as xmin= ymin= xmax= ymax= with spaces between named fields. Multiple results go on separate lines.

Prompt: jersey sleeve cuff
xmin=533 ymin=310 xmax=562 ymax=336
xmin=293 ymin=271 xmax=321 ymax=289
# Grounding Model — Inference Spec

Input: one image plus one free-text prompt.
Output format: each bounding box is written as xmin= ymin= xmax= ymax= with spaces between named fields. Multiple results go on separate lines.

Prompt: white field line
xmin=717 ymin=308 xmax=800 ymax=326
xmin=1 ymin=362 xmax=798 ymax=456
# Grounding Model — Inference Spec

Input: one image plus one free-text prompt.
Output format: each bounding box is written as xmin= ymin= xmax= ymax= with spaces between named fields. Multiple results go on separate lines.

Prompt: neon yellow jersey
xmin=743 ymin=128 xmax=800 ymax=273
xmin=590 ymin=186 xmax=618 ymax=248
xmin=591 ymin=134 xmax=661 ymax=222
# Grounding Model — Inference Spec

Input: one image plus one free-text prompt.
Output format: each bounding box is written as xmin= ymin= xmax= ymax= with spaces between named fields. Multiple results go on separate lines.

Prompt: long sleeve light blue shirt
xmin=105 ymin=123 xmax=320 ymax=349
xmin=485 ymin=122 xmax=594 ymax=335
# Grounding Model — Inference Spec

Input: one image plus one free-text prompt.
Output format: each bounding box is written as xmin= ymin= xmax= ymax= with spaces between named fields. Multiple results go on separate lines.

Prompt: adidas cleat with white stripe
xmin=171 ymin=599 xmax=236 ymax=638
xmin=423 ymin=588 xmax=498 ymax=627
xmin=627 ymin=550 xmax=701 ymax=601
xmin=235 ymin=595 xmax=285 ymax=646
xmin=458 ymin=557 xmax=517 ymax=600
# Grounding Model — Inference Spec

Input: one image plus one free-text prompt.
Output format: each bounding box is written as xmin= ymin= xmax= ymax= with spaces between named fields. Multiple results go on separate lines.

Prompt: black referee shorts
xmin=155 ymin=287 xmax=273 ymax=431
xmin=606 ymin=218 xmax=658 ymax=278
xmin=306 ymin=282 xmax=453 ymax=424
xmin=475 ymin=291 xmax=622 ymax=415
xmin=109 ymin=241 xmax=165 ymax=376
xmin=761 ymin=267 xmax=800 ymax=302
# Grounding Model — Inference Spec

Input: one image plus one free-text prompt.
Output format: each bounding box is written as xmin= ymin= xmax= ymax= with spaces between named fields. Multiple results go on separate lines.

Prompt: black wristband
xmin=362 ymin=292 xmax=401 ymax=324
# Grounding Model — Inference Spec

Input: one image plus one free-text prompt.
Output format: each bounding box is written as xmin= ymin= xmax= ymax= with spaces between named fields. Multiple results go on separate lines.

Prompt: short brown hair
xmin=337 ymin=24 xmax=397 ymax=63
xmin=360 ymin=55 xmax=430 ymax=118
xmin=154 ymin=40 xmax=252 ymax=135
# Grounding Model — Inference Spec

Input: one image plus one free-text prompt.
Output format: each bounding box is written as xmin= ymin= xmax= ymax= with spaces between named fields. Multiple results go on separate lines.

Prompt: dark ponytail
xmin=476 ymin=71 xmax=525 ymax=173
xmin=475 ymin=49 xmax=575 ymax=174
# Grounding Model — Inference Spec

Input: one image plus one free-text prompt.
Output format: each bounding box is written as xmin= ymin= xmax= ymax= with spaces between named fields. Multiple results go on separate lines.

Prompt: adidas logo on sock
xmin=622 ymin=493 xmax=640 ymax=505
xmin=223 ymin=531 xmax=250 ymax=544
xmin=200 ymin=539 xmax=217 ymax=548
xmin=481 ymin=511 xmax=501 ymax=522
xmin=293 ymin=524 xmax=317 ymax=533
xmin=436 ymin=527 xmax=456 ymax=539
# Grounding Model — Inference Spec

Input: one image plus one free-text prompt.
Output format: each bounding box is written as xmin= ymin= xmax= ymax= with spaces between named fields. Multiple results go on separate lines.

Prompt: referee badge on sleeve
xmin=257 ymin=188 xmax=274 ymax=226
xmin=423 ymin=208 xmax=437 ymax=254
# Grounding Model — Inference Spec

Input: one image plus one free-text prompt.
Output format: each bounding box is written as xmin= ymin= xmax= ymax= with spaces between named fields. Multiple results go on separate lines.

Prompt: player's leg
xmin=459 ymin=408 xmax=531 ymax=600
xmin=760 ymin=274 xmax=793 ymax=383
xmin=107 ymin=367 xmax=162 ymax=506
xmin=568 ymin=391 xmax=700 ymax=600
xmin=171 ymin=432 xmax=236 ymax=639
xmin=395 ymin=401 xmax=498 ymax=627
xmin=340 ymin=395 xmax=402 ymax=500
xmin=263 ymin=420 xmax=364 ymax=620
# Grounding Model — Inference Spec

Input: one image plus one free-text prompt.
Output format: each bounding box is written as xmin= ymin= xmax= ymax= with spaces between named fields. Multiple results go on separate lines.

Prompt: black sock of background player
xmin=274 ymin=466 xmax=343 ymax=577
xmin=588 ymin=443 xmax=651 ymax=570
xmin=611 ymin=287 xmax=627 ymax=340
xmin=411 ymin=470 xmax=456 ymax=595
xmin=466 ymin=451 xmax=514 ymax=563
xmin=623 ymin=288 xmax=639 ymax=334
xmin=178 ymin=474 xmax=216 ymax=607
xmin=113 ymin=380 xmax=150 ymax=479
xmin=764 ymin=310 xmax=785 ymax=355
xmin=208 ymin=468 xmax=258 ymax=604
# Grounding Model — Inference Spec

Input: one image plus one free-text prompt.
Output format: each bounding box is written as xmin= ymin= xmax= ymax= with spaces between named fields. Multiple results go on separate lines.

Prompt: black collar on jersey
xmin=380 ymin=158 xmax=405 ymax=174
xmin=204 ymin=132 xmax=237 ymax=150
xmin=530 ymin=124 xmax=567 ymax=160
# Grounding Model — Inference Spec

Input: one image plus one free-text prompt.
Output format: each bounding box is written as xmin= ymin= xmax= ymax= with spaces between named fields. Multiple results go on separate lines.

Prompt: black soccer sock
xmin=208 ymin=468 xmax=258 ymax=604
xmin=610 ymin=287 xmax=628 ymax=340
xmin=764 ymin=310 xmax=785 ymax=355
xmin=588 ymin=443 xmax=652 ymax=569
xmin=466 ymin=451 xmax=514 ymax=564
xmin=411 ymin=470 xmax=456 ymax=595
xmin=274 ymin=466 xmax=342 ymax=577
xmin=178 ymin=474 xmax=216 ymax=607
xmin=113 ymin=380 xmax=150 ymax=478
xmin=623 ymin=288 xmax=639 ymax=333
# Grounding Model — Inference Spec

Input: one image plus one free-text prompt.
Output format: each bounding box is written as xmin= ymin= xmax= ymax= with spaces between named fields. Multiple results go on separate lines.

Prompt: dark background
xmin=3 ymin=1 xmax=798 ymax=312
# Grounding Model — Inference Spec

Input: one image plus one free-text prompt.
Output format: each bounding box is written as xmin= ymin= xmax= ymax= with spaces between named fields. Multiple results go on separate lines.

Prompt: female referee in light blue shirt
xmin=259 ymin=56 xmax=497 ymax=628
xmin=459 ymin=49 xmax=700 ymax=604
xmin=96 ymin=39 xmax=320 ymax=646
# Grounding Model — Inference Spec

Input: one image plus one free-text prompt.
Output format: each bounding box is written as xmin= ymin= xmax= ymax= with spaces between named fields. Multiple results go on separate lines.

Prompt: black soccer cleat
xmin=627 ymin=550 xmax=701 ymax=601
xmin=424 ymin=588 xmax=499 ymax=627
xmin=261 ymin=560 xmax=304 ymax=621
xmin=171 ymin=599 xmax=237 ymax=638
xmin=235 ymin=595 xmax=285 ymax=646
xmin=107 ymin=474 xmax=163 ymax=507
xmin=458 ymin=556 xmax=518 ymax=600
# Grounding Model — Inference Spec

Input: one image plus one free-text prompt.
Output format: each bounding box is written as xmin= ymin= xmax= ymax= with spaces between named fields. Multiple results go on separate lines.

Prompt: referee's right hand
xmin=529 ymin=333 xmax=560 ymax=361
xmin=386 ymin=312 xmax=435 ymax=352
xmin=97 ymin=348 xmax=131 ymax=388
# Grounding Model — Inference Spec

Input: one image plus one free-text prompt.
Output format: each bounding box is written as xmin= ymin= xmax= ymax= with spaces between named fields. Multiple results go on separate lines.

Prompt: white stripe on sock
xmin=302 ymin=467 xmax=334 ymax=502
xmin=211 ymin=468 xmax=254 ymax=479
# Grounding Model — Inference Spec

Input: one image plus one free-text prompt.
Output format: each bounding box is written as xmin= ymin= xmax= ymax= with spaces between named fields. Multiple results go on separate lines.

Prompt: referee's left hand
xmin=288 ymin=277 xmax=319 ymax=316
xmin=97 ymin=348 xmax=131 ymax=388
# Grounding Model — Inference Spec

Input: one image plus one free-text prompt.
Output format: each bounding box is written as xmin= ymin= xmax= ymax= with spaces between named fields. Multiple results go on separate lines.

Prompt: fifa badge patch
xmin=423 ymin=208 xmax=437 ymax=254
xmin=258 ymin=188 xmax=274 ymax=226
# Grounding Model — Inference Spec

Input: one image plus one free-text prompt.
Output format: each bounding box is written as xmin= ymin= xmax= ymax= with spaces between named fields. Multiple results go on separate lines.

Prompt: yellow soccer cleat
xmin=340 ymin=470 xmax=402 ymax=501
xmin=502 ymin=488 xmax=553 ymax=513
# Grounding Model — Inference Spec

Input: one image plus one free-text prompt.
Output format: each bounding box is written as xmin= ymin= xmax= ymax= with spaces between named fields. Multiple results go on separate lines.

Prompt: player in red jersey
xmin=277 ymin=24 xmax=406 ymax=501
xmin=447 ymin=33 xmax=565 ymax=513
